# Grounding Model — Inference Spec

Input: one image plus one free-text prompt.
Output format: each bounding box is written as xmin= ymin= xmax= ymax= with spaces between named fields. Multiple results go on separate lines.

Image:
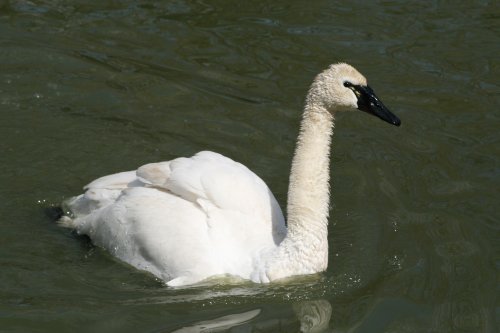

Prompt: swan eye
xmin=344 ymin=81 xmax=360 ymax=97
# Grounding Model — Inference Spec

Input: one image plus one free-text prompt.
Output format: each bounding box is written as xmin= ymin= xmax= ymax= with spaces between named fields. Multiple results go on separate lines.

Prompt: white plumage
xmin=61 ymin=63 xmax=400 ymax=286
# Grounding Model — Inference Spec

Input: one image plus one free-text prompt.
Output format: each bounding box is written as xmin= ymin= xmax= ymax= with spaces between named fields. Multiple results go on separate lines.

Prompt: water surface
xmin=1 ymin=1 xmax=498 ymax=332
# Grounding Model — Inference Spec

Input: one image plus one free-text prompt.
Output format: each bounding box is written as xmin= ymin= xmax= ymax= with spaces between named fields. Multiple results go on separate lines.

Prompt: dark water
xmin=1 ymin=1 xmax=499 ymax=332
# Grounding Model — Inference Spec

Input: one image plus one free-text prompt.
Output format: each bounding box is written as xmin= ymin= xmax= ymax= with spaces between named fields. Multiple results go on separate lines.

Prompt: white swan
xmin=60 ymin=63 xmax=400 ymax=287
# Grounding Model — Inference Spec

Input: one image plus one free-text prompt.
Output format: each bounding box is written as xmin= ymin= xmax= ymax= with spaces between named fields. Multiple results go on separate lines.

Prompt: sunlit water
xmin=1 ymin=1 xmax=498 ymax=332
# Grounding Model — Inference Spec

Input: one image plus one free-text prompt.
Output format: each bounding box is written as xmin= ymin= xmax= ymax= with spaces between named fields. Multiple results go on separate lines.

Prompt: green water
xmin=1 ymin=1 xmax=498 ymax=332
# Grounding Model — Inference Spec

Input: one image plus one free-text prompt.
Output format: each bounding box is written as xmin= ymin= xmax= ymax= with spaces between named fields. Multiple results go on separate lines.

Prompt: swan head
xmin=307 ymin=63 xmax=401 ymax=126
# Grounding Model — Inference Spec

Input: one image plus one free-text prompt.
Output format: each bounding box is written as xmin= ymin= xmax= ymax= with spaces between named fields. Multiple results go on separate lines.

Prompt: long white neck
xmin=265 ymin=103 xmax=334 ymax=281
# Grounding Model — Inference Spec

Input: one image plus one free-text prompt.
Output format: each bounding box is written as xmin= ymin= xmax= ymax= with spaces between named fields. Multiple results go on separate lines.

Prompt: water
xmin=1 ymin=1 xmax=498 ymax=332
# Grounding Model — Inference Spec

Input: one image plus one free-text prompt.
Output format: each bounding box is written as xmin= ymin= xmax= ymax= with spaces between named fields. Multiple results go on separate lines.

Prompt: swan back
xmin=63 ymin=151 xmax=287 ymax=285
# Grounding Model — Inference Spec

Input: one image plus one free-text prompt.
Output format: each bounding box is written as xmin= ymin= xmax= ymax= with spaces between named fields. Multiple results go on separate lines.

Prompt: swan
xmin=59 ymin=63 xmax=401 ymax=287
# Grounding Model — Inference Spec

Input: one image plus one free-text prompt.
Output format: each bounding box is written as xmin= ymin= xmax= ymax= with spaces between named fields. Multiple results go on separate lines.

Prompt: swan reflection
xmin=169 ymin=299 xmax=333 ymax=333
xmin=170 ymin=309 xmax=261 ymax=333
xmin=293 ymin=300 xmax=332 ymax=333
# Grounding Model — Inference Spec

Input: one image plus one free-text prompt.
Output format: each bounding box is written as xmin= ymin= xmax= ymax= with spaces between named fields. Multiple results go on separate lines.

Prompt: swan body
xmin=61 ymin=63 xmax=400 ymax=286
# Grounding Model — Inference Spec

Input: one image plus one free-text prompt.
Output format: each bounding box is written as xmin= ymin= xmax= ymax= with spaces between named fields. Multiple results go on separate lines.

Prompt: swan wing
xmin=64 ymin=171 xmax=142 ymax=217
xmin=137 ymin=151 xmax=285 ymax=228
xmin=84 ymin=170 xmax=139 ymax=190
xmin=69 ymin=151 xmax=284 ymax=231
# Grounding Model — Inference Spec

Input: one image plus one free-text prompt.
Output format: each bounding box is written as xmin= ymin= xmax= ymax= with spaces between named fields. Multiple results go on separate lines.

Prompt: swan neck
xmin=264 ymin=104 xmax=334 ymax=281
xmin=287 ymin=106 xmax=334 ymax=236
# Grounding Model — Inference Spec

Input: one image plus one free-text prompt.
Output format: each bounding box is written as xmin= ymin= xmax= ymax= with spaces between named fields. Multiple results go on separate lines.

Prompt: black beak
xmin=355 ymin=85 xmax=401 ymax=126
